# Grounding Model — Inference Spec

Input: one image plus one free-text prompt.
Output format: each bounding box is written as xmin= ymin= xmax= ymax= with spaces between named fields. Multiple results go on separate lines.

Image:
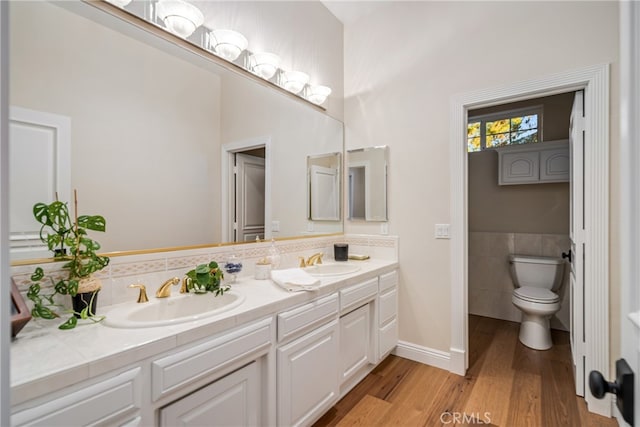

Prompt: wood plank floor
xmin=314 ymin=315 xmax=617 ymax=427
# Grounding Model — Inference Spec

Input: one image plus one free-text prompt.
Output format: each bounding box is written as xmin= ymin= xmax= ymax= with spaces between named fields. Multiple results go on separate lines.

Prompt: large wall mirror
xmin=9 ymin=1 xmax=343 ymax=262
xmin=347 ymin=146 xmax=389 ymax=222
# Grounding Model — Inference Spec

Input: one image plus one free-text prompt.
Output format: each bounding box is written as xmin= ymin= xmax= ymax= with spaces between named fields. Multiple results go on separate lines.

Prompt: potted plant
xmin=183 ymin=261 xmax=229 ymax=295
xmin=27 ymin=192 xmax=110 ymax=329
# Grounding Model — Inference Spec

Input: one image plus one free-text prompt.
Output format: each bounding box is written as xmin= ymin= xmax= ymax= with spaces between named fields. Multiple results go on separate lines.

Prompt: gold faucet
xmin=299 ymin=252 xmax=324 ymax=268
xmin=128 ymin=283 xmax=149 ymax=303
xmin=155 ymin=277 xmax=180 ymax=298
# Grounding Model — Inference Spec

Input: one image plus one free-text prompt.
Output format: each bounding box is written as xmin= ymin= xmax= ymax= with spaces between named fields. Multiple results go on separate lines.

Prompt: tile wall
xmin=11 ymin=234 xmax=398 ymax=310
xmin=468 ymin=232 xmax=570 ymax=331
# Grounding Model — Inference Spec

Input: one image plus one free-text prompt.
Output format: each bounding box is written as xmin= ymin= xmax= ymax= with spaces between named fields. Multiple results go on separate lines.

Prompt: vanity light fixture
xmin=250 ymin=52 xmax=281 ymax=80
xmin=106 ymin=0 xmax=132 ymax=7
xmin=307 ymin=85 xmax=332 ymax=105
xmin=282 ymin=70 xmax=310 ymax=94
xmin=210 ymin=29 xmax=249 ymax=62
xmin=155 ymin=0 xmax=204 ymax=39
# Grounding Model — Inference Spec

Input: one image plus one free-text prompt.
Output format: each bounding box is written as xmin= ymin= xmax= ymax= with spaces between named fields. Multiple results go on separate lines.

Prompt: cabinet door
xmin=499 ymin=151 xmax=539 ymax=184
xmin=540 ymin=147 xmax=570 ymax=182
xmin=277 ymin=320 xmax=339 ymax=427
xmin=160 ymin=362 xmax=259 ymax=427
xmin=340 ymin=304 xmax=372 ymax=384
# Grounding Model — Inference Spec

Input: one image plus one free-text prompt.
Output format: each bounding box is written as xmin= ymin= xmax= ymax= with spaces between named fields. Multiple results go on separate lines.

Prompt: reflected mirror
xmin=9 ymin=1 xmax=343 ymax=261
xmin=307 ymin=153 xmax=341 ymax=222
xmin=347 ymin=146 xmax=389 ymax=221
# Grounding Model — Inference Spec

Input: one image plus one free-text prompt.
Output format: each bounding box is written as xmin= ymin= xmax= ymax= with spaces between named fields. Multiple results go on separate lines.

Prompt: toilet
xmin=509 ymin=254 xmax=565 ymax=350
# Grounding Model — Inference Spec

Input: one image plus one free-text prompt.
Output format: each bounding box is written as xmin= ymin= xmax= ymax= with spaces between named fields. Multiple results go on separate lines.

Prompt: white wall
xmin=343 ymin=1 xmax=619 ymax=356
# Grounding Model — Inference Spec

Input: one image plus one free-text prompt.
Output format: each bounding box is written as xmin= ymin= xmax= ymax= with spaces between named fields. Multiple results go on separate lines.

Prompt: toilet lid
xmin=514 ymin=286 xmax=559 ymax=303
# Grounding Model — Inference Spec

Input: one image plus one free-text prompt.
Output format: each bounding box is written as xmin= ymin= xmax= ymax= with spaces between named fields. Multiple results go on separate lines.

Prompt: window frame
xmin=467 ymin=105 xmax=544 ymax=152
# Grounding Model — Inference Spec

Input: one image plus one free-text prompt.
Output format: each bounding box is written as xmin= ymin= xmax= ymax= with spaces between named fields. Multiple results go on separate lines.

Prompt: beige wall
xmin=343 ymin=1 xmax=619 ymax=358
xmin=468 ymin=93 xmax=573 ymax=234
xmin=469 ymin=151 xmax=570 ymax=234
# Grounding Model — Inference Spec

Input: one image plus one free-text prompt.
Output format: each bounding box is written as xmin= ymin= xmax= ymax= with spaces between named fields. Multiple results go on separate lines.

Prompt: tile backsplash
xmin=468 ymin=232 xmax=570 ymax=331
xmin=11 ymin=234 xmax=398 ymax=310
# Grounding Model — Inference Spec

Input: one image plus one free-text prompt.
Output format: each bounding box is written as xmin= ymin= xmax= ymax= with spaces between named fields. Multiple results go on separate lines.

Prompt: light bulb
xmin=156 ymin=0 xmax=204 ymax=39
xmin=251 ymin=52 xmax=281 ymax=80
xmin=282 ymin=71 xmax=309 ymax=94
xmin=210 ymin=30 xmax=248 ymax=62
xmin=308 ymin=85 xmax=332 ymax=105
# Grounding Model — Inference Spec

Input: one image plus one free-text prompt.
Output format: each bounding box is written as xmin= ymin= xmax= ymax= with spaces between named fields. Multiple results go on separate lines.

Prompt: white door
xmin=235 ymin=153 xmax=265 ymax=242
xmin=569 ymin=90 xmax=586 ymax=397
xmin=617 ymin=2 xmax=639 ymax=425
xmin=309 ymin=164 xmax=339 ymax=221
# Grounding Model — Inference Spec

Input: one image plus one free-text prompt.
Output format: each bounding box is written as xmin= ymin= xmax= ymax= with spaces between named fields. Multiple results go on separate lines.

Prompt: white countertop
xmin=11 ymin=259 xmax=398 ymax=406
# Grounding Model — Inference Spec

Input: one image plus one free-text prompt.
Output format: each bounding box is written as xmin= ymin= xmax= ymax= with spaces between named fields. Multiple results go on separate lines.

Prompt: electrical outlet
xmin=271 ymin=220 xmax=280 ymax=232
xmin=307 ymin=221 xmax=314 ymax=232
xmin=435 ymin=224 xmax=450 ymax=239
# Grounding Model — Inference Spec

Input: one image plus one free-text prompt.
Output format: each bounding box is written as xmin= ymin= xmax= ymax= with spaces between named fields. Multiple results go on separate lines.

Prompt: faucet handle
xmin=128 ymin=283 xmax=149 ymax=303
xmin=299 ymin=256 xmax=307 ymax=268
xmin=181 ymin=277 xmax=190 ymax=294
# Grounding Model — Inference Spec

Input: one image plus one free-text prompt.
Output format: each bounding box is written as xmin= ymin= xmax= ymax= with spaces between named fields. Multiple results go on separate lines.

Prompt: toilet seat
xmin=513 ymin=286 xmax=559 ymax=304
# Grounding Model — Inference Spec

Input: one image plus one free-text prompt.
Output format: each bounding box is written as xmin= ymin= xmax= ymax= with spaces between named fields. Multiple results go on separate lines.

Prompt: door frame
xmin=221 ymin=136 xmax=271 ymax=243
xmin=449 ymin=64 xmax=611 ymax=416
xmin=619 ymin=2 xmax=640 ymax=424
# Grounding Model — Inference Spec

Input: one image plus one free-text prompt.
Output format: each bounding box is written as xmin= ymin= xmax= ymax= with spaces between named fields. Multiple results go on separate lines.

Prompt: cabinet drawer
xmin=379 ymin=270 xmax=398 ymax=292
xmin=379 ymin=318 xmax=398 ymax=358
xmin=340 ymin=278 xmax=378 ymax=313
xmin=152 ymin=318 xmax=272 ymax=401
xmin=12 ymin=367 xmax=142 ymax=426
xmin=278 ymin=293 xmax=339 ymax=342
xmin=379 ymin=287 xmax=397 ymax=327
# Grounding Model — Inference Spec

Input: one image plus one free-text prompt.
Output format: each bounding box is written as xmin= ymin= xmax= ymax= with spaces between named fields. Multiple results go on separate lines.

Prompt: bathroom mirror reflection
xmin=347 ymin=146 xmax=389 ymax=221
xmin=307 ymin=153 xmax=341 ymax=221
xmin=9 ymin=1 xmax=343 ymax=262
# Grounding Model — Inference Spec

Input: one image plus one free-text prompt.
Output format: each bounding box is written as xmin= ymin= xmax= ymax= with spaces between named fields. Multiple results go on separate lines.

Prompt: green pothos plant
xmin=184 ymin=261 xmax=229 ymax=296
xmin=27 ymin=195 xmax=110 ymax=329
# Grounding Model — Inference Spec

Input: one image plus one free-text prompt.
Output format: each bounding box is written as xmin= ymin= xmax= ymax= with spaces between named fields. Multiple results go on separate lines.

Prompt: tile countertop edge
xmin=11 ymin=260 xmax=398 ymax=406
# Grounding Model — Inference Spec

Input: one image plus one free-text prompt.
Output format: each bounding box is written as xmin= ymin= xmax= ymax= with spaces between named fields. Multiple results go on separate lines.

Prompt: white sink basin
xmin=305 ymin=263 xmax=360 ymax=277
xmin=103 ymin=292 xmax=245 ymax=328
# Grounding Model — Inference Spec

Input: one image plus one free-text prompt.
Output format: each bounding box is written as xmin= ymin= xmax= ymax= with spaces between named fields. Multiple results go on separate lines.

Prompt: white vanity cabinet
xmin=159 ymin=362 xmax=259 ymax=426
xmin=497 ymin=139 xmax=569 ymax=185
xmin=153 ymin=317 xmax=274 ymax=426
xmin=378 ymin=270 xmax=399 ymax=359
xmin=11 ymin=366 xmax=143 ymax=427
xmin=276 ymin=294 xmax=340 ymax=427
xmin=338 ymin=278 xmax=378 ymax=389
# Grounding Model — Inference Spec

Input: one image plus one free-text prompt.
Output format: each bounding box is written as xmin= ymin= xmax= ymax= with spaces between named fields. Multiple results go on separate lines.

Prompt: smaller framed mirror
xmin=347 ymin=146 xmax=389 ymax=221
xmin=307 ymin=152 xmax=342 ymax=221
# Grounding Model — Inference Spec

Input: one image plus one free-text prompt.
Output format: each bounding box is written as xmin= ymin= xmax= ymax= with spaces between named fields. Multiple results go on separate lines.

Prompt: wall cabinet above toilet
xmin=495 ymin=139 xmax=570 ymax=185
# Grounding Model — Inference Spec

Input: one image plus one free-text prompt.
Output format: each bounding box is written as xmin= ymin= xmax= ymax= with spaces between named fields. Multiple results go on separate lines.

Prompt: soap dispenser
xmin=267 ymin=239 xmax=281 ymax=269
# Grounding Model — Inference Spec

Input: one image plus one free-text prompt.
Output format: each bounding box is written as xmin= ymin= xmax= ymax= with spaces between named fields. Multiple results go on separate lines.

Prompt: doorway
xmin=466 ymin=91 xmax=583 ymax=391
xmin=450 ymin=64 xmax=610 ymax=416
xmin=221 ymin=137 xmax=271 ymax=243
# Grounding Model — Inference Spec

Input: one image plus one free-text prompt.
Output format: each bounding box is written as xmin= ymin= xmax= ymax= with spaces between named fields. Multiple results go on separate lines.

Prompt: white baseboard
xmin=393 ymin=341 xmax=451 ymax=371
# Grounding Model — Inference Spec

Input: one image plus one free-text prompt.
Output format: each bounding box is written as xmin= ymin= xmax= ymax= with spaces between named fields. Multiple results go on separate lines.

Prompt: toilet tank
xmin=508 ymin=255 xmax=565 ymax=291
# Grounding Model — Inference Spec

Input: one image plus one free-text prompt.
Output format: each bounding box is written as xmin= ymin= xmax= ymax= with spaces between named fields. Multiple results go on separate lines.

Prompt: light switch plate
xmin=380 ymin=223 xmax=389 ymax=235
xmin=435 ymin=224 xmax=450 ymax=239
